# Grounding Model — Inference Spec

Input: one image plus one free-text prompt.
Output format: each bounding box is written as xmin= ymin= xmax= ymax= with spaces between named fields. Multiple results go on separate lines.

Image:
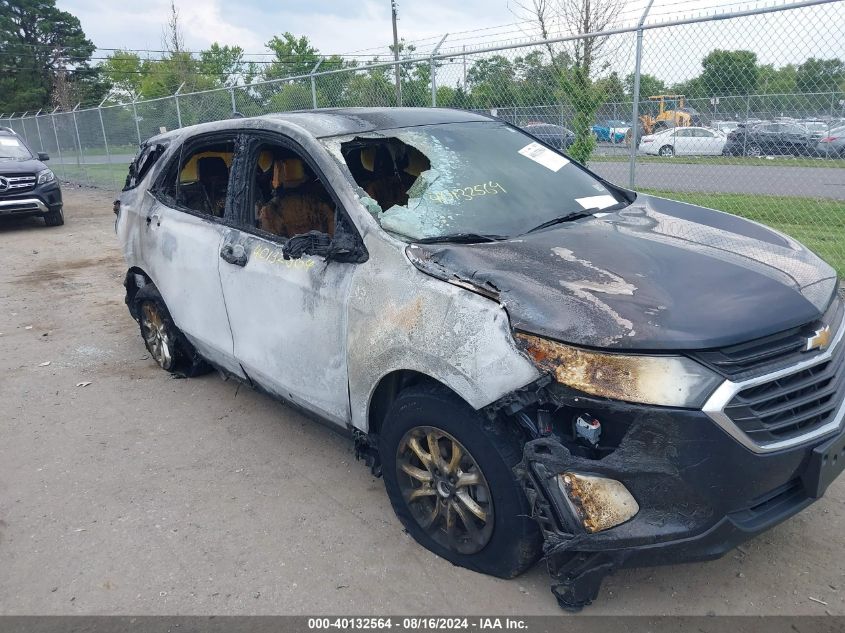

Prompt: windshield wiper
xmin=523 ymin=202 xmax=627 ymax=235
xmin=415 ymin=233 xmax=506 ymax=244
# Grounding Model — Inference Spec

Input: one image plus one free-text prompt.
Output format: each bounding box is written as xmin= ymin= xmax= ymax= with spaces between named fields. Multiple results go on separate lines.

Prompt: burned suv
xmin=0 ymin=127 xmax=63 ymax=226
xmin=115 ymin=108 xmax=845 ymax=611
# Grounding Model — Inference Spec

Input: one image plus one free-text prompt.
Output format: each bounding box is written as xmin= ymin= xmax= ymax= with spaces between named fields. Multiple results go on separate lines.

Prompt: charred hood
xmin=407 ymin=195 xmax=837 ymax=351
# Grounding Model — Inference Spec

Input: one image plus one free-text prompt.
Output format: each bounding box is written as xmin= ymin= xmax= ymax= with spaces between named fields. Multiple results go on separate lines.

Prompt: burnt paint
xmin=408 ymin=194 xmax=837 ymax=351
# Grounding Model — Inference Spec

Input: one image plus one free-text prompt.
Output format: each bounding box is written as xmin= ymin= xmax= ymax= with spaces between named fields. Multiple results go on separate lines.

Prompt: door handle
xmin=220 ymin=243 xmax=248 ymax=267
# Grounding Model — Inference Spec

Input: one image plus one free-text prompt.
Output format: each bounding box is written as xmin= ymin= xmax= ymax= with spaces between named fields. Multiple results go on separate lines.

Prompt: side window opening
xmin=340 ymin=138 xmax=431 ymax=213
xmin=177 ymin=142 xmax=234 ymax=217
xmin=124 ymin=142 xmax=167 ymax=191
xmin=251 ymin=143 xmax=336 ymax=240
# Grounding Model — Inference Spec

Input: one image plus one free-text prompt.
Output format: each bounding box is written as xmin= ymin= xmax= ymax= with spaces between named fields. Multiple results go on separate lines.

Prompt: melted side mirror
xmin=282 ymin=231 xmax=332 ymax=260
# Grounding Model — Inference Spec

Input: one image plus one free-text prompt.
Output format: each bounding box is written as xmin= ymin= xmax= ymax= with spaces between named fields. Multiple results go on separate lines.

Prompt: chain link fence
xmin=2 ymin=0 xmax=844 ymax=270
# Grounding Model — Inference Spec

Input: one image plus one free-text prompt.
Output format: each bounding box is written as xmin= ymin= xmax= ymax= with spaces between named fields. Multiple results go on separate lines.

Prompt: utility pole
xmin=391 ymin=0 xmax=402 ymax=106
xmin=628 ymin=0 xmax=655 ymax=189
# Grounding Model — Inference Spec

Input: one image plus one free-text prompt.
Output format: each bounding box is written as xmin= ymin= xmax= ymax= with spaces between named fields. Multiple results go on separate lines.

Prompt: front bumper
xmin=515 ymin=389 xmax=845 ymax=610
xmin=0 ymin=181 xmax=62 ymax=218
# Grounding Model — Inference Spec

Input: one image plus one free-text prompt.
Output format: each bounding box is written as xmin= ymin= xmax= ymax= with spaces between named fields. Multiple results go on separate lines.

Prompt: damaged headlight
xmin=516 ymin=333 xmax=721 ymax=408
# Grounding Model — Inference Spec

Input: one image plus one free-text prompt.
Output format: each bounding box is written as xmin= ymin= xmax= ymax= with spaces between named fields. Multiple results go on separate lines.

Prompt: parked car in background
xmin=711 ymin=120 xmax=739 ymax=134
xmin=522 ymin=123 xmax=575 ymax=151
xmin=815 ymin=125 xmax=845 ymax=158
xmin=640 ymin=126 xmax=727 ymax=156
xmin=0 ymin=127 xmax=64 ymax=226
xmin=591 ymin=119 xmax=629 ymax=143
xmin=724 ymin=121 xmax=826 ymax=156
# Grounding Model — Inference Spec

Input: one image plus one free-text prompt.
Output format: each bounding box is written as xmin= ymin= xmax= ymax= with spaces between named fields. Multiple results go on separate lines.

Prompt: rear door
xmin=215 ymin=132 xmax=363 ymax=425
xmin=140 ymin=133 xmax=244 ymax=376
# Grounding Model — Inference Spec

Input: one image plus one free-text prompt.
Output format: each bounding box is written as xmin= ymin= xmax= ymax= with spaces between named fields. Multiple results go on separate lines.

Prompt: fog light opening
xmin=559 ymin=472 xmax=639 ymax=533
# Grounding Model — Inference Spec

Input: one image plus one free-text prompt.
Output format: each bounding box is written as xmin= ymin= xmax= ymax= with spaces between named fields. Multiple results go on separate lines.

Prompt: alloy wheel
xmin=395 ymin=426 xmax=494 ymax=555
xmin=140 ymin=302 xmax=174 ymax=370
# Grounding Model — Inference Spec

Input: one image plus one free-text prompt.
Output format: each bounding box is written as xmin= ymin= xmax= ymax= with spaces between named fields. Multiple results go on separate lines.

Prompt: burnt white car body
xmin=116 ymin=108 xmax=845 ymax=611
xmin=116 ymin=112 xmax=539 ymax=429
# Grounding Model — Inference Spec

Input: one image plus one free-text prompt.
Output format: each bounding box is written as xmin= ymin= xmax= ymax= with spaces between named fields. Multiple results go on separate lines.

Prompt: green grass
xmin=642 ymin=189 xmax=845 ymax=275
xmin=57 ymin=163 xmax=128 ymax=191
xmin=592 ymin=154 xmax=845 ymax=168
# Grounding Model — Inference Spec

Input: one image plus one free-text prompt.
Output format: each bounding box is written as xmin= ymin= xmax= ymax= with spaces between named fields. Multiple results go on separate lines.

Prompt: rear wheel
xmin=658 ymin=145 xmax=675 ymax=157
xmin=44 ymin=207 xmax=64 ymax=227
xmin=380 ymin=383 xmax=542 ymax=579
xmin=746 ymin=142 xmax=762 ymax=157
xmin=134 ymin=284 xmax=211 ymax=377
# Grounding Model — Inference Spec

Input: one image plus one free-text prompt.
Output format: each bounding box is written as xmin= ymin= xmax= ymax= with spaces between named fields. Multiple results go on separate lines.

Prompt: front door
xmin=216 ymin=135 xmax=359 ymax=425
xmin=141 ymin=135 xmax=243 ymax=376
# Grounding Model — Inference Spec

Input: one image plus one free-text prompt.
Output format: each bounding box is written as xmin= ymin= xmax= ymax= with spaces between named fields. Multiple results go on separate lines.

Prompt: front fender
xmin=347 ymin=234 xmax=540 ymax=431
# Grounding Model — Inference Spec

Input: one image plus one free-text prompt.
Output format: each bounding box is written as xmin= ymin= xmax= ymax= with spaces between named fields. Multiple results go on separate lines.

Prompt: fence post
xmin=430 ymin=34 xmax=449 ymax=107
xmin=97 ymin=94 xmax=118 ymax=191
xmin=743 ymin=94 xmax=750 ymax=156
xmin=20 ymin=112 xmax=30 ymax=144
xmin=34 ymin=109 xmax=45 ymax=152
xmin=230 ymin=87 xmax=237 ymax=114
xmin=49 ymin=106 xmax=66 ymax=180
xmin=131 ymin=96 xmax=142 ymax=145
xmin=310 ymin=59 xmax=323 ymax=110
xmin=628 ymin=0 xmax=655 ymax=189
xmin=71 ymin=103 xmax=90 ymax=185
xmin=174 ymin=82 xmax=185 ymax=128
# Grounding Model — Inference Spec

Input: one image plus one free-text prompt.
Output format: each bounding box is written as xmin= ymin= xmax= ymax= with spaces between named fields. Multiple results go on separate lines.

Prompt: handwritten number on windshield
xmin=427 ymin=181 xmax=507 ymax=204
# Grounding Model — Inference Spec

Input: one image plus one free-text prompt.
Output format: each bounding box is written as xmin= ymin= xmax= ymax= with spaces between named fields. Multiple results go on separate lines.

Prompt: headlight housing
xmin=516 ymin=333 xmax=722 ymax=408
xmin=37 ymin=168 xmax=55 ymax=185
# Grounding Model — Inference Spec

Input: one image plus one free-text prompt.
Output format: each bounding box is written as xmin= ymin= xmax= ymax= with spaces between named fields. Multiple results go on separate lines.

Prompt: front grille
xmin=0 ymin=173 xmax=36 ymax=195
xmin=694 ymin=297 xmax=843 ymax=379
xmin=723 ymin=320 xmax=845 ymax=444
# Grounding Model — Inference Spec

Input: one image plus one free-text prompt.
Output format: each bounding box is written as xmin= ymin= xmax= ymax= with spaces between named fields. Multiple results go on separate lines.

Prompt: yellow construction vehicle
xmin=627 ymin=95 xmax=702 ymax=145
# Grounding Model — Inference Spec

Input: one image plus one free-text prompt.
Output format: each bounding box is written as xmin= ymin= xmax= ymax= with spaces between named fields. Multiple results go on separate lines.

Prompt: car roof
xmin=148 ymin=107 xmax=496 ymax=144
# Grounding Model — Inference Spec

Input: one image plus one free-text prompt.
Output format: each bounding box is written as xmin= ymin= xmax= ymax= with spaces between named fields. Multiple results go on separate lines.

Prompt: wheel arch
xmin=123 ymin=266 xmax=153 ymax=320
xmin=366 ymin=369 xmax=462 ymax=437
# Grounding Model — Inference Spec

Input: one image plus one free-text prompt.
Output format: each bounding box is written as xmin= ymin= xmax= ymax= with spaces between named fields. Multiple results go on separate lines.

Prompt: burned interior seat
xmin=196 ymin=156 xmax=229 ymax=217
xmin=257 ymin=157 xmax=335 ymax=238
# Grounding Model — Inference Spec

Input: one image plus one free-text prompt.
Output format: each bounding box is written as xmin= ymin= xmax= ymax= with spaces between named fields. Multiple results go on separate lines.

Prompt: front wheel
xmin=44 ymin=207 xmax=64 ymax=227
xmin=380 ymin=384 xmax=542 ymax=579
xmin=658 ymin=144 xmax=675 ymax=157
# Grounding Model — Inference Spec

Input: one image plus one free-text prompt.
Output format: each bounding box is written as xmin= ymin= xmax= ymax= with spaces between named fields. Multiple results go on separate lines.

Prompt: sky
xmin=56 ymin=0 xmax=845 ymax=86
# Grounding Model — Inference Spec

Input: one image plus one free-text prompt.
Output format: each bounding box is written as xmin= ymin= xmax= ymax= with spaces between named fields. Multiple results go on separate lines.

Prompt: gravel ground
xmin=1 ymin=186 xmax=845 ymax=616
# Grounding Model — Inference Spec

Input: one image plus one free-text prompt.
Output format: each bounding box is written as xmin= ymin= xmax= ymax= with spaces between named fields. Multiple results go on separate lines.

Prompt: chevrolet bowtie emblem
xmin=805 ymin=325 xmax=832 ymax=352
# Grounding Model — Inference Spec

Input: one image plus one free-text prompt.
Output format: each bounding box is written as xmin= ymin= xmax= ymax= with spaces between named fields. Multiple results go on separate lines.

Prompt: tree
xmin=795 ymin=58 xmax=844 ymax=94
xmin=0 ymin=0 xmax=97 ymax=112
xmin=198 ymin=43 xmax=250 ymax=88
xmin=516 ymin=0 xmax=623 ymax=164
xmin=624 ymin=72 xmax=664 ymax=99
xmin=700 ymin=49 xmax=759 ymax=96
xmin=99 ymin=51 xmax=145 ymax=100
xmin=466 ymin=55 xmax=517 ymax=107
xmin=264 ymin=32 xmax=320 ymax=80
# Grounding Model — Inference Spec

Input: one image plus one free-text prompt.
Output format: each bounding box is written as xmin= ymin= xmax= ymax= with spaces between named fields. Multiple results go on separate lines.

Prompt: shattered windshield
xmin=321 ymin=121 xmax=627 ymax=241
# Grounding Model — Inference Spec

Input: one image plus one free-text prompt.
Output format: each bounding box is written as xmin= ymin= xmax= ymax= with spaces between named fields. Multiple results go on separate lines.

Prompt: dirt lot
xmin=1 ymin=186 xmax=845 ymax=616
